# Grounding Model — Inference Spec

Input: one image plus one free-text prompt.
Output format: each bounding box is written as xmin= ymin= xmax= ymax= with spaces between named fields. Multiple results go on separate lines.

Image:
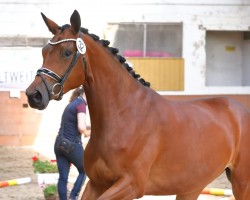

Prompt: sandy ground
xmin=0 ymin=146 xmax=233 ymax=200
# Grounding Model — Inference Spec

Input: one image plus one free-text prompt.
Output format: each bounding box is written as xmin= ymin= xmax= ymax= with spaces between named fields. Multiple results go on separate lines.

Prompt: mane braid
xmin=117 ymin=55 xmax=126 ymax=63
xmin=79 ymin=27 xmax=150 ymax=87
xmin=90 ymin=34 xmax=100 ymax=41
xmin=80 ymin=27 xmax=89 ymax=34
xmin=100 ymin=39 xmax=110 ymax=47
xmin=108 ymin=47 xmax=119 ymax=54
xmin=124 ymin=63 xmax=133 ymax=72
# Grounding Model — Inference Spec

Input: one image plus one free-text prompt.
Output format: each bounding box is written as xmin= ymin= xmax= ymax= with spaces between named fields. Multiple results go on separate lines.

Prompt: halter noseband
xmin=36 ymin=34 xmax=87 ymax=100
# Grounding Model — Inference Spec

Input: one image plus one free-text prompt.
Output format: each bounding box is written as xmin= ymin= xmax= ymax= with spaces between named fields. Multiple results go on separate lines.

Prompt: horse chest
xmin=86 ymin=156 xmax=119 ymax=185
xmin=84 ymin=141 xmax=122 ymax=182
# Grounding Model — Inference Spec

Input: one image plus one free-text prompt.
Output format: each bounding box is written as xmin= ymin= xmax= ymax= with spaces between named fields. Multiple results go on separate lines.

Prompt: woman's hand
xmin=83 ymin=130 xmax=91 ymax=137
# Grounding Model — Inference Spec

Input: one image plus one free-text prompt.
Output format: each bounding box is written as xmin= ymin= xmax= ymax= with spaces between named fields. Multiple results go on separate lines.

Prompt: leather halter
xmin=36 ymin=34 xmax=87 ymax=100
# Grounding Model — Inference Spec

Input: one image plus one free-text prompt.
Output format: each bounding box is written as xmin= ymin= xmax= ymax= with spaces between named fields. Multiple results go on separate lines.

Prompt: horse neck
xmin=83 ymin=35 xmax=145 ymax=124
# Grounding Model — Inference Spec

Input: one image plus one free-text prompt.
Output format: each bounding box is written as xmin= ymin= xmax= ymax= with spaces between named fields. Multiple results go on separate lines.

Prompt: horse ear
xmin=70 ymin=10 xmax=81 ymax=35
xmin=41 ymin=13 xmax=60 ymax=35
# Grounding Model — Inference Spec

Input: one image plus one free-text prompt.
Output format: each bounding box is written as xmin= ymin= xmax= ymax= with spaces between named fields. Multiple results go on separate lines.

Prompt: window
xmin=105 ymin=23 xmax=182 ymax=58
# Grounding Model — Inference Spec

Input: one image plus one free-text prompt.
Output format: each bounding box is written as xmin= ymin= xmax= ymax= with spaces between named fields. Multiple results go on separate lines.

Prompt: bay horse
xmin=26 ymin=10 xmax=250 ymax=200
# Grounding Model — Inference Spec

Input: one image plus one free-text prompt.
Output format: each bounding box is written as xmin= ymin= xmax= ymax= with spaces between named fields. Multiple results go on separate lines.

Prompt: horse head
xmin=26 ymin=10 xmax=86 ymax=110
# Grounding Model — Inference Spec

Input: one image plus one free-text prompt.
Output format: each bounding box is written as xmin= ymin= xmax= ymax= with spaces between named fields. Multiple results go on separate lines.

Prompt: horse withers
xmin=26 ymin=10 xmax=250 ymax=200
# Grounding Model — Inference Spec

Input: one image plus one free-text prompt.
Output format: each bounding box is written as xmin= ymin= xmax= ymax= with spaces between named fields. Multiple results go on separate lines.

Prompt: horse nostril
xmin=33 ymin=91 xmax=42 ymax=104
xmin=26 ymin=89 xmax=49 ymax=110
xmin=28 ymin=90 xmax=42 ymax=104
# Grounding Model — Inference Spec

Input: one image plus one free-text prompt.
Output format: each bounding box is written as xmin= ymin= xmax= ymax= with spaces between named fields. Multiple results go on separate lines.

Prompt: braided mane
xmin=80 ymin=27 xmax=150 ymax=87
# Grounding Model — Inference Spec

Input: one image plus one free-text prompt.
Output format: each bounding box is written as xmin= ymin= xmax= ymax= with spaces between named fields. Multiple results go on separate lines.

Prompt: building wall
xmin=0 ymin=91 xmax=70 ymax=148
xmin=0 ymin=91 xmax=41 ymax=146
xmin=206 ymin=31 xmax=243 ymax=86
xmin=242 ymin=40 xmax=250 ymax=85
xmin=0 ymin=0 xmax=249 ymax=94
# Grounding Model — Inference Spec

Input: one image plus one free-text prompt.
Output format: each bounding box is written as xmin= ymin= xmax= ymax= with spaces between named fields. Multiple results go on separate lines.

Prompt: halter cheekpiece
xmin=36 ymin=35 xmax=87 ymax=100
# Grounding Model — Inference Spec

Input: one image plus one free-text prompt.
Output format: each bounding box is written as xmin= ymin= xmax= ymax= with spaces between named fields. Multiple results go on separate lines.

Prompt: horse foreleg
xmin=97 ymin=177 xmax=139 ymax=200
xmin=81 ymin=181 xmax=101 ymax=200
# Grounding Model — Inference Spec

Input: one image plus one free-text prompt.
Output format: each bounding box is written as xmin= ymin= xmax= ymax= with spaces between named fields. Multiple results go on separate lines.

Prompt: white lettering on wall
xmin=0 ymin=71 xmax=35 ymax=83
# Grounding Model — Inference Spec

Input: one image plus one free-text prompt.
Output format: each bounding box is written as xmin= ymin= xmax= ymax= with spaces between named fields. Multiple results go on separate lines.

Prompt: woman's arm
xmin=77 ymin=112 xmax=90 ymax=137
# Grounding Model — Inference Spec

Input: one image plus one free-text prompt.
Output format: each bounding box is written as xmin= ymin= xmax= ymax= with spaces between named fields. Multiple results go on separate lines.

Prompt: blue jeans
xmin=54 ymin=140 xmax=86 ymax=200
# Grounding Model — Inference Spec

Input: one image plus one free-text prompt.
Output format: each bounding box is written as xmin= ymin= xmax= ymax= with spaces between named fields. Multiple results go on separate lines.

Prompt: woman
xmin=54 ymin=86 xmax=90 ymax=200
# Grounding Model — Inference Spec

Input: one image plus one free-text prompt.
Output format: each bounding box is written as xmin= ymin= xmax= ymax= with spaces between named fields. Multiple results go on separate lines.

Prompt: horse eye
xmin=64 ymin=49 xmax=72 ymax=57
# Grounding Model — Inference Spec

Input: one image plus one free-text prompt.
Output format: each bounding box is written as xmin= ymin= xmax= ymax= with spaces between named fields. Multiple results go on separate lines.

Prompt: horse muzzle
xmin=25 ymin=88 xmax=49 ymax=110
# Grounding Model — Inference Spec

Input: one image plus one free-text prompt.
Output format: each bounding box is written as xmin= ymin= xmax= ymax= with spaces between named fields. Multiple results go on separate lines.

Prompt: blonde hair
xmin=69 ymin=86 xmax=84 ymax=102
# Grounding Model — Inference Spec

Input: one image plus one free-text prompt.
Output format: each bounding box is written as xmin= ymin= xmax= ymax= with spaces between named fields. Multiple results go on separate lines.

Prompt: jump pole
xmin=202 ymin=188 xmax=233 ymax=196
xmin=0 ymin=177 xmax=31 ymax=188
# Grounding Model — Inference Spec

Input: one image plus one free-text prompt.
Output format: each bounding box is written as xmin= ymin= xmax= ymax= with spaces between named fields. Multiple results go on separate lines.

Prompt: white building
xmin=0 ymin=0 xmax=250 ymax=146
